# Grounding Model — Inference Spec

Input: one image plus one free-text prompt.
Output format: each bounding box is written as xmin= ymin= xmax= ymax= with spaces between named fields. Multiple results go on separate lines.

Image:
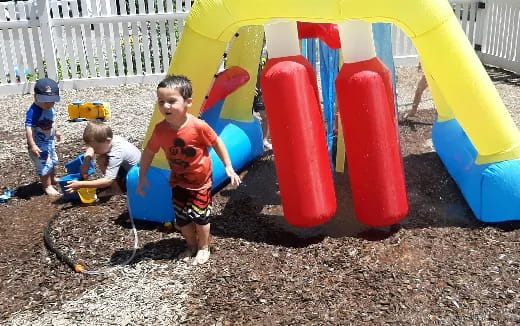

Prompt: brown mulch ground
xmin=1 ymin=67 xmax=520 ymax=325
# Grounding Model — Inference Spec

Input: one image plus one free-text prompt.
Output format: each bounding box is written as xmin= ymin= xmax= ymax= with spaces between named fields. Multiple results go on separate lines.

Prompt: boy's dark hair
xmin=157 ymin=75 xmax=192 ymax=99
xmin=83 ymin=121 xmax=113 ymax=144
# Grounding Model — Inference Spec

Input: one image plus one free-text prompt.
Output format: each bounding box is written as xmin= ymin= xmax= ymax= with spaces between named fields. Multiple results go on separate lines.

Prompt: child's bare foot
xmin=263 ymin=140 xmax=272 ymax=150
xmin=403 ymin=109 xmax=417 ymax=119
xmin=44 ymin=186 xmax=60 ymax=196
xmin=192 ymin=248 xmax=210 ymax=265
xmin=177 ymin=247 xmax=196 ymax=262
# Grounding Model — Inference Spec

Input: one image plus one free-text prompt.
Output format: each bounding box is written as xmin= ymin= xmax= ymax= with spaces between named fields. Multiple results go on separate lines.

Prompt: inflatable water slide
xmin=128 ymin=0 xmax=520 ymax=226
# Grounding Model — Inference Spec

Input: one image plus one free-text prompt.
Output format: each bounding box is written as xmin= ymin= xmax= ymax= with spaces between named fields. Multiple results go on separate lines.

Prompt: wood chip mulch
xmin=1 ymin=67 xmax=520 ymax=325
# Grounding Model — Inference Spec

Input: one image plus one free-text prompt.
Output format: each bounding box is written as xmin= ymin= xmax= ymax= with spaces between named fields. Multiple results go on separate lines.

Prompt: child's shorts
xmin=29 ymin=148 xmax=58 ymax=176
xmin=172 ymin=186 xmax=212 ymax=227
xmin=115 ymin=167 xmax=128 ymax=192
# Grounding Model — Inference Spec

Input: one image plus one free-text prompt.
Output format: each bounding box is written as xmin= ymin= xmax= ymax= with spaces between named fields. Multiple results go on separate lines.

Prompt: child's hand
xmin=55 ymin=130 xmax=63 ymax=143
xmin=79 ymin=162 xmax=91 ymax=179
xmin=29 ymin=145 xmax=41 ymax=158
xmin=225 ymin=166 xmax=241 ymax=187
xmin=79 ymin=168 xmax=89 ymax=180
xmin=65 ymin=180 xmax=81 ymax=193
xmin=136 ymin=178 xmax=150 ymax=197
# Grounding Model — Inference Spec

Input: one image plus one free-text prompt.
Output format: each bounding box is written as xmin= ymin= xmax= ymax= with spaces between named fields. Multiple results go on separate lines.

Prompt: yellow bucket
xmin=77 ymin=188 xmax=97 ymax=204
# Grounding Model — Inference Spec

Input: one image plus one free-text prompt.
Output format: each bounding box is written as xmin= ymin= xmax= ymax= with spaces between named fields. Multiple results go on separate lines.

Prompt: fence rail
xmin=0 ymin=0 xmax=518 ymax=96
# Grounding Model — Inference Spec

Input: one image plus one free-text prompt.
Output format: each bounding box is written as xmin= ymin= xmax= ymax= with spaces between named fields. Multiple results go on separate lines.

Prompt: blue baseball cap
xmin=34 ymin=78 xmax=60 ymax=102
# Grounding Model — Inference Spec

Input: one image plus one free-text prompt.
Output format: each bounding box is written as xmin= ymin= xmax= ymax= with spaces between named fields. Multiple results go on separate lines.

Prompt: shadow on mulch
xmin=398 ymin=117 xmax=434 ymax=132
xmin=210 ymin=144 xmax=520 ymax=249
xmin=355 ymin=225 xmax=402 ymax=241
xmin=488 ymin=220 xmax=520 ymax=232
xmin=486 ymin=65 xmax=520 ymax=87
xmin=109 ymin=211 xmax=188 ymax=265
xmin=403 ymin=151 xmax=520 ymax=234
xmin=113 ymin=211 xmax=164 ymax=231
xmin=14 ymin=182 xmax=44 ymax=199
xmin=212 ymin=197 xmax=326 ymax=248
xmin=81 ymin=129 xmax=520 ymax=266
xmin=110 ymin=237 xmax=186 ymax=265
xmin=212 ymin=159 xmax=325 ymax=248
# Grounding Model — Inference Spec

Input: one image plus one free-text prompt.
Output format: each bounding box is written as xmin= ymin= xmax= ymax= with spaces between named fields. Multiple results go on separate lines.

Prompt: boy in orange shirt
xmin=137 ymin=75 xmax=241 ymax=265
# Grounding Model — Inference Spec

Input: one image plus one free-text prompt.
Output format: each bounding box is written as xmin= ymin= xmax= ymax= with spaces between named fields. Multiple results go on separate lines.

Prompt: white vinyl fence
xmin=478 ymin=0 xmax=520 ymax=73
xmin=0 ymin=0 xmax=518 ymax=96
xmin=392 ymin=0 xmax=520 ymax=72
xmin=0 ymin=0 xmax=192 ymax=94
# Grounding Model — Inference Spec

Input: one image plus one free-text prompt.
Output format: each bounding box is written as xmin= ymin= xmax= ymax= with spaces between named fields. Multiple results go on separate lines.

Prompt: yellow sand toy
xmin=67 ymin=101 xmax=111 ymax=121
xmin=77 ymin=187 xmax=97 ymax=204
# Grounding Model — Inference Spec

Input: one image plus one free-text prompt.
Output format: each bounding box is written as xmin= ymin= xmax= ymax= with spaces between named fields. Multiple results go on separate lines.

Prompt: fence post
xmin=474 ymin=0 xmax=488 ymax=54
xmin=36 ymin=0 xmax=58 ymax=80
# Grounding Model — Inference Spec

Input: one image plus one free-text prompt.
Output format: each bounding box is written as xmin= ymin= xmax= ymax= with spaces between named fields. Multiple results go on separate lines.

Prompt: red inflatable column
xmin=335 ymin=57 xmax=408 ymax=226
xmin=261 ymin=55 xmax=336 ymax=227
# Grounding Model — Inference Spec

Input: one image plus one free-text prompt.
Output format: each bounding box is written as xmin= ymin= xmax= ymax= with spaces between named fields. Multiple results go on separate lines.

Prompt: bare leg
xmin=51 ymin=171 xmax=58 ymax=185
xmin=109 ymin=180 xmax=123 ymax=195
xmin=177 ymin=223 xmax=197 ymax=261
xmin=192 ymin=223 xmax=211 ymax=265
xmin=41 ymin=173 xmax=60 ymax=196
xmin=96 ymin=181 xmax=123 ymax=199
xmin=196 ymin=223 xmax=210 ymax=250
xmin=407 ymin=74 xmax=428 ymax=118
xmin=259 ymin=110 xmax=272 ymax=150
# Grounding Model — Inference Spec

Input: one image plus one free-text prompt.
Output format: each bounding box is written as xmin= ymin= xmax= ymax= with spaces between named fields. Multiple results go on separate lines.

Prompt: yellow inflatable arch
xmin=144 ymin=0 xmax=520 ymax=169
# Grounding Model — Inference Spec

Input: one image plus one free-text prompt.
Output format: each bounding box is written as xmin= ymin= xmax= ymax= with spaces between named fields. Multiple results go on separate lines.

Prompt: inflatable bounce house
xmin=128 ymin=0 xmax=520 ymax=227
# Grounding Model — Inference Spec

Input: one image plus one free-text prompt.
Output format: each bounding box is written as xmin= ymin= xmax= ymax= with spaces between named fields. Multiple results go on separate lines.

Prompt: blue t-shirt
xmin=25 ymin=103 xmax=56 ymax=150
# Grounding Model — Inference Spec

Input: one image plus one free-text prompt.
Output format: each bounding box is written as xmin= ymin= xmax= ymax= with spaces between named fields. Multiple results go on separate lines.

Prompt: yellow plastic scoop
xmin=77 ymin=188 xmax=97 ymax=204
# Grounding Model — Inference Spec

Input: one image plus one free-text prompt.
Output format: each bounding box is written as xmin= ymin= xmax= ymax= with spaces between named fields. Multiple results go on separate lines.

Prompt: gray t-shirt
xmin=104 ymin=135 xmax=141 ymax=180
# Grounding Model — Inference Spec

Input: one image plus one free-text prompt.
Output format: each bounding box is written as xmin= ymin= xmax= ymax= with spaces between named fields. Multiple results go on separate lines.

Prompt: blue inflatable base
xmin=432 ymin=119 xmax=520 ymax=223
xmin=127 ymin=101 xmax=264 ymax=224
xmin=127 ymin=166 xmax=174 ymax=224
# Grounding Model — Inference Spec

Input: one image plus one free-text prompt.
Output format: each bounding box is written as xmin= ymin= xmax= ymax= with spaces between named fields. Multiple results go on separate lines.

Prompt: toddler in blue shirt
xmin=24 ymin=78 xmax=62 ymax=196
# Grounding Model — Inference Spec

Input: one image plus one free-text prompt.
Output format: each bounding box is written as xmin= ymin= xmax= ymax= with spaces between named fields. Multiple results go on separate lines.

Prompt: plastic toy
xmin=67 ymin=101 xmax=111 ymax=121
xmin=0 ymin=189 xmax=14 ymax=203
xmin=65 ymin=154 xmax=96 ymax=176
xmin=59 ymin=155 xmax=97 ymax=202
xmin=77 ymin=187 xmax=97 ymax=204
xmin=130 ymin=0 xmax=520 ymax=226
xmin=57 ymin=173 xmax=97 ymax=203
xmin=58 ymin=173 xmax=81 ymax=201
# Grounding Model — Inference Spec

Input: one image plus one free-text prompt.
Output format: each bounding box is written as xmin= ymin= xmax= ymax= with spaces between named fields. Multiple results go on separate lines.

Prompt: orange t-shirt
xmin=146 ymin=114 xmax=218 ymax=190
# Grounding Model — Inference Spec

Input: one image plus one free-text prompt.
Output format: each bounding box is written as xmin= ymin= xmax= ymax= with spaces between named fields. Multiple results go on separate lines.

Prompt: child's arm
xmin=65 ymin=177 xmax=114 ymax=193
xmin=136 ymin=148 xmax=155 ymax=196
xmin=80 ymin=146 xmax=95 ymax=178
xmin=25 ymin=126 xmax=41 ymax=157
xmin=212 ymin=137 xmax=241 ymax=186
xmin=53 ymin=106 xmax=62 ymax=142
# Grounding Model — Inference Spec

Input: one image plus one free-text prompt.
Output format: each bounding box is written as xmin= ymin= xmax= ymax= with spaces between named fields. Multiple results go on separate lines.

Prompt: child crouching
xmin=65 ymin=121 xmax=141 ymax=198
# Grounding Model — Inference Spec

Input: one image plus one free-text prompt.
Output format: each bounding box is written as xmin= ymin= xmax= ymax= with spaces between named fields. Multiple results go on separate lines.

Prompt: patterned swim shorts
xmin=172 ymin=186 xmax=212 ymax=227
